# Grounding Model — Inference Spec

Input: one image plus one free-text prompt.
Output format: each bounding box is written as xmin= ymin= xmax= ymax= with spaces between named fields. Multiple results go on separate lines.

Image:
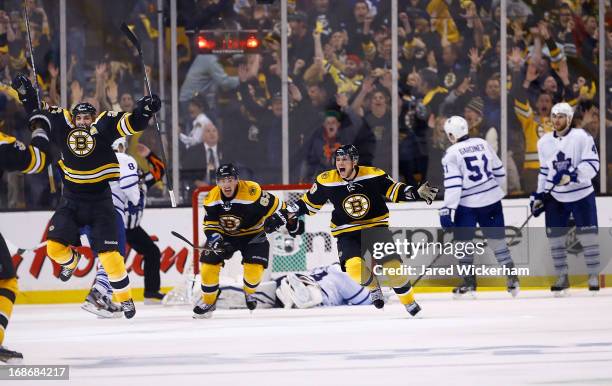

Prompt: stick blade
xmin=120 ymin=22 xmax=142 ymax=52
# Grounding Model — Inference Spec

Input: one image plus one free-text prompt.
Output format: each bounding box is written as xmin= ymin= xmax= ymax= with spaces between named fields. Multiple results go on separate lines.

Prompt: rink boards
xmin=1 ymin=197 xmax=612 ymax=303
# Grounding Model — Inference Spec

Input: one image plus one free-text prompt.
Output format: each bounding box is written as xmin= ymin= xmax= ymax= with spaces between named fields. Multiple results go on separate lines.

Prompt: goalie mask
xmin=276 ymin=273 xmax=323 ymax=309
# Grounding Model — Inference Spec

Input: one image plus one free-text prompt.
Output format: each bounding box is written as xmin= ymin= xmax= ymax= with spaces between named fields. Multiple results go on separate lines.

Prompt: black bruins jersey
xmin=41 ymin=107 xmax=149 ymax=193
xmin=298 ymin=166 xmax=409 ymax=236
xmin=203 ymin=180 xmax=281 ymax=239
xmin=0 ymin=129 xmax=49 ymax=177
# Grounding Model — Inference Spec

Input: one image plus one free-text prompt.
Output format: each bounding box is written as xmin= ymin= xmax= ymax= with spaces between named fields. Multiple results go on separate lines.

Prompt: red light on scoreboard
xmin=195 ymin=31 xmax=261 ymax=54
xmin=246 ymin=35 xmax=259 ymax=49
xmin=197 ymin=36 xmax=215 ymax=50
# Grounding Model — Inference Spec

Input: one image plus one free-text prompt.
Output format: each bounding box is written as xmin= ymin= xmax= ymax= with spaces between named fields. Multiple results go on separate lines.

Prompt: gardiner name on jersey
xmin=299 ymin=166 xmax=408 ymax=236
xmin=441 ymin=137 xmax=506 ymax=209
xmin=203 ymin=180 xmax=281 ymax=239
xmin=537 ymin=128 xmax=599 ymax=203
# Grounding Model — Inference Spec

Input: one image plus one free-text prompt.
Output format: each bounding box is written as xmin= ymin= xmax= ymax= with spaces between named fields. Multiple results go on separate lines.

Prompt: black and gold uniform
xmin=266 ymin=145 xmax=438 ymax=314
xmin=12 ymin=73 xmax=159 ymax=312
xmin=199 ymin=177 xmax=281 ymax=307
xmin=0 ymin=116 xmax=50 ymax=361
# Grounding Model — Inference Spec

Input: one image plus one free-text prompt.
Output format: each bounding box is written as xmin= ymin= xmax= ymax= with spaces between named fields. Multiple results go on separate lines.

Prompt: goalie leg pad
xmin=276 ymin=274 xmax=323 ymax=309
xmin=243 ymin=263 xmax=264 ymax=295
xmin=99 ymin=251 xmax=132 ymax=302
xmin=0 ymin=278 xmax=18 ymax=345
xmin=200 ymin=263 xmax=222 ymax=304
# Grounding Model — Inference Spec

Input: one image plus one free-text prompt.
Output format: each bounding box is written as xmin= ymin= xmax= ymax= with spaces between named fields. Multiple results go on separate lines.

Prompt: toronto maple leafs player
xmin=530 ymin=102 xmax=600 ymax=294
xmin=439 ymin=116 xmax=519 ymax=297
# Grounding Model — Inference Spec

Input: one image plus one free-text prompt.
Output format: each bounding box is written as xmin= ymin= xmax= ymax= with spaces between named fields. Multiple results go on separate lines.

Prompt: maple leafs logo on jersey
xmin=552 ymin=151 xmax=572 ymax=172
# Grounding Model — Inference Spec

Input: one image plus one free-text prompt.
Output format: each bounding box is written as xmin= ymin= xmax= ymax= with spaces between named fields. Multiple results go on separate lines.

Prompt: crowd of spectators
xmin=0 ymin=0 xmax=609 ymax=209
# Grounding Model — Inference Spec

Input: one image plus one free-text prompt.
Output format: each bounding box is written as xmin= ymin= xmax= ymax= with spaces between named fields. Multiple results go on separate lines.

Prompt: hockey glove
xmin=286 ymin=218 xmax=305 ymax=237
xmin=28 ymin=110 xmax=51 ymax=133
xmin=264 ymin=209 xmax=289 ymax=233
xmin=405 ymin=181 xmax=438 ymax=204
xmin=206 ymin=233 xmax=234 ymax=259
xmin=12 ymin=74 xmax=38 ymax=113
xmin=552 ymin=169 xmax=577 ymax=186
xmin=529 ymin=192 xmax=545 ymax=217
xmin=135 ymin=95 xmax=161 ymax=118
xmin=439 ymin=208 xmax=454 ymax=230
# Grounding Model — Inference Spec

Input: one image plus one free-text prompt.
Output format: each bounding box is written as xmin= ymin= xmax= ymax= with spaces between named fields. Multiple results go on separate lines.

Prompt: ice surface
xmin=4 ymin=290 xmax=612 ymax=386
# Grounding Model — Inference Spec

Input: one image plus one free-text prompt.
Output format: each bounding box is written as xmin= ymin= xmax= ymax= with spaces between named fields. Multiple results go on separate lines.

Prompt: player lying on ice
xmin=193 ymin=164 xmax=299 ymax=319
xmin=264 ymin=145 xmax=439 ymax=317
xmin=212 ymin=263 xmax=378 ymax=309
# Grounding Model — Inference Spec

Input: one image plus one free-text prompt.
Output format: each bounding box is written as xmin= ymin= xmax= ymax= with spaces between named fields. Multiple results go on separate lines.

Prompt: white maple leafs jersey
xmin=442 ymin=137 xmax=506 ymax=209
xmin=537 ymin=128 xmax=599 ymax=203
xmin=309 ymin=264 xmax=370 ymax=306
xmin=110 ymin=152 xmax=140 ymax=222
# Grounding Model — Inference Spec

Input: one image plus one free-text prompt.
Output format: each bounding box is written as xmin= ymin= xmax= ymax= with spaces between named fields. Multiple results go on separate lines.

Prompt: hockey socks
xmin=200 ymin=263 xmax=222 ymax=305
xmin=0 ymin=278 xmax=17 ymax=346
xmin=99 ymin=251 xmax=132 ymax=302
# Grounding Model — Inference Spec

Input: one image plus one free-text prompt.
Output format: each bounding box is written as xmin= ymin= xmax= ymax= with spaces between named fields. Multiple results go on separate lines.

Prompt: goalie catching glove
xmin=404 ymin=181 xmax=439 ymax=204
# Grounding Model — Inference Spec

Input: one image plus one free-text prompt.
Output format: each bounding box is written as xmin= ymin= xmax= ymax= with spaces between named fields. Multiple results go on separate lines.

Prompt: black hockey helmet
xmin=72 ymin=102 xmax=97 ymax=118
xmin=216 ymin=163 xmax=239 ymax=180
xmin=334 ymin=144 xmax=359 ymax=164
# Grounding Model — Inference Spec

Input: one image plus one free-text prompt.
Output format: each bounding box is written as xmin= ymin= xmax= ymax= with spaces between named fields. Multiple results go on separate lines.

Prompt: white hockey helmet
xmin=551 ymin=102 xmax=574 ymax=128
xmin=111 ymin=137 xmax=127 ymax=153
xmin=443 ymin=116 xmax=469 ymax=143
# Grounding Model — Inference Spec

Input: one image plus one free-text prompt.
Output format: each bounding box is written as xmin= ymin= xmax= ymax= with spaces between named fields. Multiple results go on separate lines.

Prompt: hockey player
xmin=125 ymin=143 xmax=166 ymax=303
xmin=193 ymin=164 xmax=292 ymax=319
xmin=264 ymin=145 xmax=439 ymax=316
xmin=439 ymin=116 xmax=520 ymax=297
xmin=81 ymin=137 xmax=140 ymax=318
xmin=530 ymin=102 xmax=601 ymax=294
xmin=12 ymin=74 xmax=161 ymax=318
xmin=0 ymin=112 xmax=50 ymax=362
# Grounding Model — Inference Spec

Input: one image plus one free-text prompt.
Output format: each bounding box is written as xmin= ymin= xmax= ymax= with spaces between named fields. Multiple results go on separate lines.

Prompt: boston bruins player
xmin=0 ymin=112 xmax=50 ymax=362
xmin=12 ymin=74 xmax=160 ymax=319
xmin=264 ymin=145 xmax=439 ymax=316
xmin=193 ymin=164 xmax=295 ymax=319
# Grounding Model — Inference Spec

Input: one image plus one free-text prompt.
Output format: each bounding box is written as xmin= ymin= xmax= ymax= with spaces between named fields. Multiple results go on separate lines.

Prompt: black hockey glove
xmin=205 ymin=233 xmax=234 ymax=259
xmin=28 ymin=110 xmax=51 ymax=133
xmin=135 ymin=95 xmax=161 ymax=118
xmin=11 ymin=74 xmax=38 ymax=114
xmin=264 ymin=209 xmax=289 ymax=234
xmin=404 ymin=181 xmax=438 ymax=205
xmin=286 ymin=218 xmax=305 ymax=237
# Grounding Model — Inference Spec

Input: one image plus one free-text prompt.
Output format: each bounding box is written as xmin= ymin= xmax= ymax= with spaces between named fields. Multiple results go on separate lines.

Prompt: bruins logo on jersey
xmin=219 ymin=214 xmax=242 ymax=233
xmin=342 ymin=194 xmax=370 ymax=219
xmin=67 ymin=129 xmax=95 ymax=157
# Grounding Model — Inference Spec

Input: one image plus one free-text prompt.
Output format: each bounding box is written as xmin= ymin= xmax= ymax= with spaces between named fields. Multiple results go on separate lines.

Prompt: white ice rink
xmin=4 ymin=289 xmax=612 ymax=386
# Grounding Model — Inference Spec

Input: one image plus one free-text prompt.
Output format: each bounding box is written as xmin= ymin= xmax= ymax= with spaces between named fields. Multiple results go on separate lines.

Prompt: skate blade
xmin=193 ymin=312 xmax=213 ymax=319
xmin=0 ymin=357 xmax=24 ymax=365
xmin=553 ymin=289 xmax=570 ymax=298
xmin=144 ymin=298 xmax=163 ymax=305
xmin=452 ymin=291 xmax=476 ymax=300
xmin=81 ymin=302 xmax=117 ymax=319
xmin=508 ymin=288 xmax=520 ymax=298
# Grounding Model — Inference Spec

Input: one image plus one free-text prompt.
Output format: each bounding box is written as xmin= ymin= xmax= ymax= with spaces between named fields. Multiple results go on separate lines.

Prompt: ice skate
xmin=453 ymin=275 xmax=476 ymax=299
xmin=245 ymin=293 xmax=257 ymax=311
xmin=507 ymin=275 xmax=520 ymax=298
xmin=588 ymin=274 xmax=600 ymax=293
xmin=81 ymin=288 xmax=122 ymax=318
xmin=551 ymin=274 xmax=570 ymax=297
xmin=0 ymin=346 xmax=23 ymax=364
xmin=369 ymin=286 xmax=385 ymax=309
xmin=144 ymin=291 xmax=165 ymax=305
xmin=193 ymin=297 xmax=217 ymax=319
xmin=405 ymin=301 xmax=421 ymax=317
xmin=121 ymin=299 xmax=136 ymax=319
xmin=59 ymin=251 xmax=81 ymax=282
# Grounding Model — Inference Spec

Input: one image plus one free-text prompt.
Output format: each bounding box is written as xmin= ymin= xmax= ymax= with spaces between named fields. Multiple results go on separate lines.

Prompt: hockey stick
xmin=120 ymin=22 xmax=176 ymax=208
xmin=5 ymin=239 xmax=47 ymax=256
xmin=23 ymin=1 xmax=56 ymax=193
xmin=171 ymin=230 xmax=203 ymax=250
